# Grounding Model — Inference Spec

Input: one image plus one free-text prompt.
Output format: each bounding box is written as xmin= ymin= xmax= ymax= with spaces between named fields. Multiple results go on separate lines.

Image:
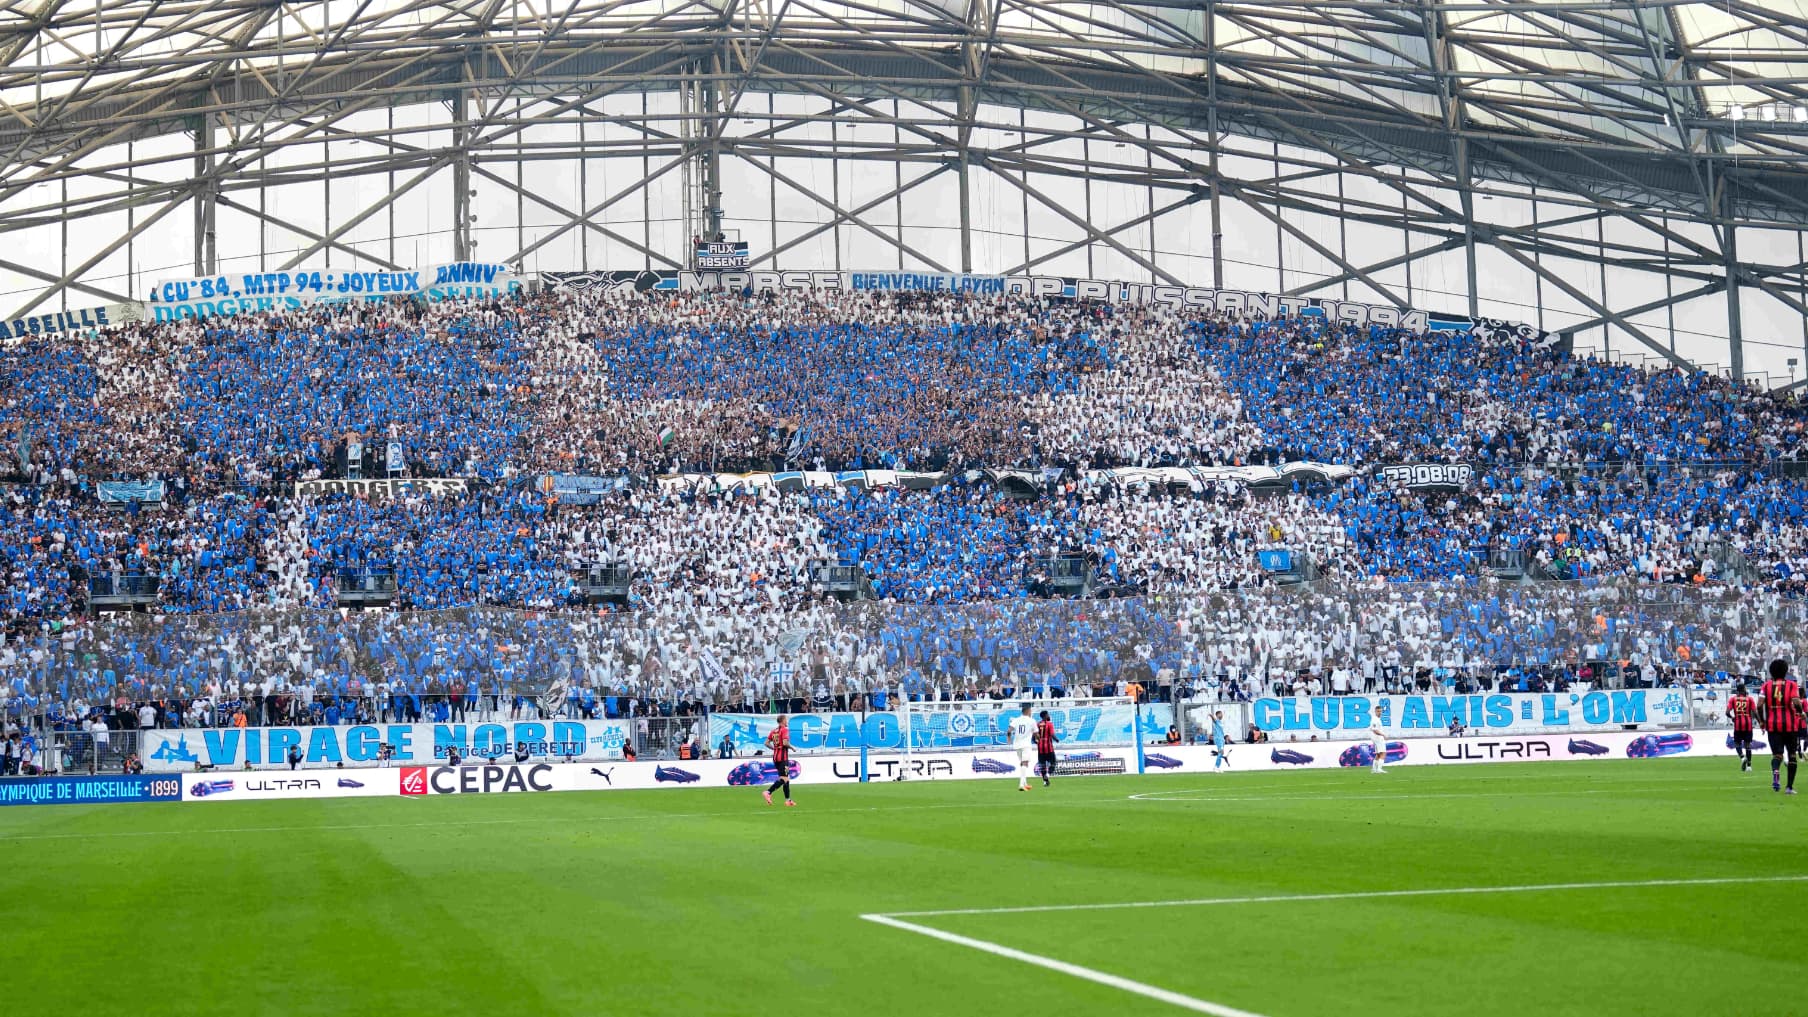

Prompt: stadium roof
xmin=3 ymin=0 xmax=1808 ymax=383
xmin=3 ymin=0 xmax=1806 ymax=220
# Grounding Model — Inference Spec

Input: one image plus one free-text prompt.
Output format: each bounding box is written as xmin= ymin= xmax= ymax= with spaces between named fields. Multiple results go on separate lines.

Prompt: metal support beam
xmin=1726 ymin=210 xmax=1744 ymax=383
xmin=1485 ymin=236 xmax=1692 ymax=370
xmin=453 ymin=89 xmax=472 ymax=262
xmin=0 ymin=256 xmax=135 ymax=306
xmin=214 ymin=195 xmax=407 ymax=272
xmin=742 ymin=154 xmax=955 ymax=273
xmin=1560 ymin=280 xmax=1725 ymax=337
xmin=750 ymin=163 xmax=951 ymax=270
xmin=469 ymin=163 xmax=682 ymax=270
xmin=193 ymin=113 xmax=216 ymax=276
xmin=1227 ymin=182 xmax=1418 ymax=311
xmin=1003 ymin=191 xmax=1201 ymax=277
xmin=989 ymin=163 xmax=1184 ymax=287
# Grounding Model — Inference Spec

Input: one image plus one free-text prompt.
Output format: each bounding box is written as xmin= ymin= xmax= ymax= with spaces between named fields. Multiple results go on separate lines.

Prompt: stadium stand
xmin=5 ymin=286 xmax=1808 ymax=747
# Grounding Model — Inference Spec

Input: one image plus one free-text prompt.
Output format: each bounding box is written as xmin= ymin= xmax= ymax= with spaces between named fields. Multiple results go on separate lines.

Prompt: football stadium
xmin=4 ymin=1 xmax=1808 ymax=1014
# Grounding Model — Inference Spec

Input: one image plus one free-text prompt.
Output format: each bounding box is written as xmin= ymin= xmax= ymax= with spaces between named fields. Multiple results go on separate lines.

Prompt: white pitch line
xmin=882 ymin=873 xmax=1808 ymax=918
xmin=860 ymin=913 xmax=1273 ymax=1017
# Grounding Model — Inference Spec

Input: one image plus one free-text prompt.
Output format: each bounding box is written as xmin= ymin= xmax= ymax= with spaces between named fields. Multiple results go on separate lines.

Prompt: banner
xmin=1471 ymin=317 xmax=1569 ymax=354
xmin=537 ymin=474 xmax=631 ymax=505
xmin=657 ymin=462 xmax=1354 ymax=496
xmin=97 ymin=480 xmax=166 ymax=504
xmin=1249 ymin=690 xmax=1691 ymax=739
xmin=541 ymin=270 xmax=1572 ymax=343
xmin=0 ymin=773 xmax=182 ymax=806
xmin=1147 ymin=728 xmax=1726 ymax=774
xmin=708 ymin=704 xmax=1172 ymax=754
xmin=184 ymin=771 xmax=401 ymax=802
xmin=694 ymin=241 xmax=751 ymax=269
xmin=697 ymin=648 xmax=730 ymax=688
xmin=0 ymin=301 xmax=144 ymax=341
xmin=165 ymin=728 xmax=1726 ymax=804
xmin=1375 ymin=463 xmax=1474 ymax=493
xmin=291 ymin=477 xmax=476 ymax=499
xmin=149 ymin=262 xmax=521 ymax=322
xmin=141 ymin=719 xmax=632 ymax=772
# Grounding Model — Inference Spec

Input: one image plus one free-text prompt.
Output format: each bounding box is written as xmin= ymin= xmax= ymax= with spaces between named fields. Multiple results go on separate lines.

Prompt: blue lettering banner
xmin=1249 ymin=690 xmax=1692 ymax=737
xmin=141 ymin=719 xmax=632 ymax=772
xmin=0 ymin=773 xmax=182 ymax=806
xmin=149 ymin=263 xmax=519 ymax=323
xmin=708 ymin=704 xmax=1171 ymax=754
xmin=97 ymin=480 xmax=166 ymax=504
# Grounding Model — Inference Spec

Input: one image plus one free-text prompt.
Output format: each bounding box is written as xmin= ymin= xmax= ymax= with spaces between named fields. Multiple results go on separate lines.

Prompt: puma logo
xmin=589 ymin=767 xmax=614 ymax=785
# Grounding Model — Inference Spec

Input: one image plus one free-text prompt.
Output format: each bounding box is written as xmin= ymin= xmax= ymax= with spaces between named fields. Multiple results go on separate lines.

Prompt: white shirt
xmin=1007 ymin=714 xmax=1036 ymax=750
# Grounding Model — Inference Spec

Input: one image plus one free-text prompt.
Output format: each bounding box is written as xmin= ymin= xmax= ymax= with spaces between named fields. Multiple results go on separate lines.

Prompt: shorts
xmin=1767 ymin=731 xmax=1802 ymax=756
xmin=1038 ymin=751 xmax=1057 ymax=770
xmin=771 ymin=756 xmax=789 ymax=773
xmin=1732 ymin=728 xmax=1754 ymax=745
xmin=1017 ymin=747 xmax=1035 ymax=766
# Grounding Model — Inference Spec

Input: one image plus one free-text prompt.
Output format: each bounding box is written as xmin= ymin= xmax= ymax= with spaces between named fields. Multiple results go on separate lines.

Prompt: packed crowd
xmin=5 ymin=280 xmax=1808 ymax=729
xmin=1 ymin=581 xmax=1792 ymax=737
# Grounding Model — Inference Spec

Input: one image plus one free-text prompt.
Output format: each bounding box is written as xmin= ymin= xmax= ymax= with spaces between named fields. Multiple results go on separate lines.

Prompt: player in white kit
xmin=1370 ymin=724 xmax=1388 ymax=774
xmin=1008 ymin=703 xmax=1037 ymax=791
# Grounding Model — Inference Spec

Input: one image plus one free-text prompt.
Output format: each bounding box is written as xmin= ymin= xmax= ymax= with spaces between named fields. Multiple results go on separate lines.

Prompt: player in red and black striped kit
xmin=764 ymin=714 xmax=796 ymax=807
xmin=1034 ymin=710 xmax=1059 ymax=787
xmin=1727 ymin=683 xmax=1758 ymax=773
xmin=1759 ymin=659 xmax=1806 ymax=795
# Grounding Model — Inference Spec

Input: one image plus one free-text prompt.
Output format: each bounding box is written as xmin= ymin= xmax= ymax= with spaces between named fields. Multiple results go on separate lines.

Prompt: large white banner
xmin=290 ymin=477 xmax=476 ymax=499
xmin=149 ymin=262 xmax=520 ymax=322
xmin=708 ymin=704 xmax=1171 ymax=754
xmin=1250 ymin=690 xmax=1692 ymax=738
xmin=1 ymin=301 xmax=144 ymax=341
xmin=143 ymin=719 xmax=632 ymax=772
xmin=1151 ymin=728 xmax=1727 ymax=774
xmin=174 ymin=730 xmax=1723 ymax=803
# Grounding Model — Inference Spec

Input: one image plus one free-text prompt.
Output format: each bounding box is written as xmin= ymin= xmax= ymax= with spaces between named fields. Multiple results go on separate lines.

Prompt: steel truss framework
xmin=3 ymin=0 xmax=1808 ymax=382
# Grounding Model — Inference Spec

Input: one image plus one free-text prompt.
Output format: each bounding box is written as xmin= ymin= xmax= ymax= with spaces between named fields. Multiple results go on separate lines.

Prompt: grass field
xmin=5 ymin=758 xmax=1805 ymax=1017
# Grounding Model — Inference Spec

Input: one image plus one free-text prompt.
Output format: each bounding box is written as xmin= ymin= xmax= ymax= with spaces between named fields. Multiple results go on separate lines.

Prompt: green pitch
xmin=5 ymin=759 xmax=1805 ymax=1017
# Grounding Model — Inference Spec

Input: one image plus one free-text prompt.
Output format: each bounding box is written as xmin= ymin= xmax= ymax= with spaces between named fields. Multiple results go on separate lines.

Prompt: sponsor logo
xmin=434 ymin=739 xmax=586 ymax=761
xmin=1270 ymin=748 xmax=1315 ymax=765
xmin=1053 ymin=752 xmax=1126 ymax=775
xmin=244 ymin=779 xmax=324 ymax=793
xmin=0 ymin=776 xmax=181 ymax=806
xmin=189 ymin=780 xmax=235 ymax=798
xmin=589 ymin=767 xmax=614 ymax=785
xmin=1567 ymin=738 xmax=1609 ymax=756
xmin=399 ymin=767 xmax=428 ymax=796
xmin=1435 ymin=740 xmax=1553 ymax=761
xmin=728 ymin=761 xmax=802 ymax=786
xmin=655 ymin=766 xmax=700 ymax=784
xmin=337 ymin=778 xmax=365 ymax=788
xmin=426 ymin=764 xmax=555 ymax=794
xmin=830 ymin=758 xmax=957 ymax=781
xmin=1627 ymin=733 xmax=1692 ymax=758
xmin=971 ymin=757 xmax=1015 ymax=774
xmin=1338 ymin=742 xmax=1408 ymax=767
xmin=150 ymin=735 xmax=202 ymax=765
xmin=1143 ymin=753 xmax=1183 ymax=769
